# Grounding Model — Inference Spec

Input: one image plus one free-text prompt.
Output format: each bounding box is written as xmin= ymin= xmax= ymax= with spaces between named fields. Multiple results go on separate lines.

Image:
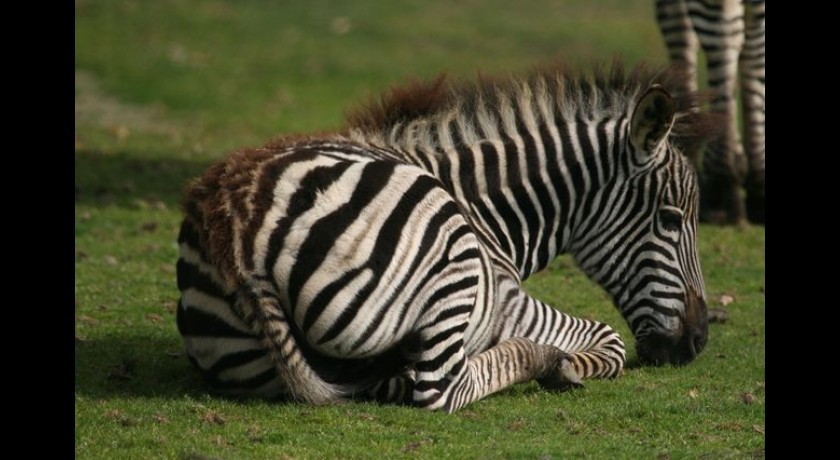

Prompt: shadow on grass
xmin=75 ymin=332 xmax=208 ymax=400
xmin=75 ymin=149 xmax=214 ymax=209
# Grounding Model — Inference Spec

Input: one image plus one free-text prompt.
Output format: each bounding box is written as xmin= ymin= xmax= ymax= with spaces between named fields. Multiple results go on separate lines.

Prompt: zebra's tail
xmin=238 ymin=285 xmax=351 ymax=405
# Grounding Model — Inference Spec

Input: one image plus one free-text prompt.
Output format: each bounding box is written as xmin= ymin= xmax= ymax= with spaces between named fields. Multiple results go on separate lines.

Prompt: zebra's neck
xmin=349 ymin=103 xmax=631 ymax=279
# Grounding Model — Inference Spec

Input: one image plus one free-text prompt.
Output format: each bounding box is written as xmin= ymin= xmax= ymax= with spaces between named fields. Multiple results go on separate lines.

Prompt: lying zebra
xmin=176 ymin=61 xmax=713 ymax=412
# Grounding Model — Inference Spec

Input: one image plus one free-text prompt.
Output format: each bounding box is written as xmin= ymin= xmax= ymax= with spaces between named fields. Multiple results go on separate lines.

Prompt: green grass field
xmin=75 ymin=1 xmax=765 ymax=458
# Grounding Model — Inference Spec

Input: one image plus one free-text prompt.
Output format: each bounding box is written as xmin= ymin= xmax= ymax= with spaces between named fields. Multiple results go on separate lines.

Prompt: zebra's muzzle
xmin=636 ymin=292 xmax=708 ymax=366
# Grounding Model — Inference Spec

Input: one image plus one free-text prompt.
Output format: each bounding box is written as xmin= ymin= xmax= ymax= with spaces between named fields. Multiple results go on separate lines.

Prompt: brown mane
xmin=345 ymin=59 xmax=722 ymax=145
xmin=346 ymin=74 xmax=452 ymax=132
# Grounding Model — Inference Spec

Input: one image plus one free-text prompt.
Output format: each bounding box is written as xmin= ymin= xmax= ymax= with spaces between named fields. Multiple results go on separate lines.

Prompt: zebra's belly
xmin=246 ymin=158 xmax=484 ymax=360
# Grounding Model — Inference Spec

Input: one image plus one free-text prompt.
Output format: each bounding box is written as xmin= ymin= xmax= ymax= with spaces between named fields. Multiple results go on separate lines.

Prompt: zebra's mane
xmin=346 ymin=59 xmax=718 ymax=145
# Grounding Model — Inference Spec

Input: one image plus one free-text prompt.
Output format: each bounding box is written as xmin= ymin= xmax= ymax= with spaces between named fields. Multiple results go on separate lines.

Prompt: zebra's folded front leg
xmin=413 ymin=336 xmax=580 ymax=413
xmin=493 ymin=280 xmax=627 ymax=384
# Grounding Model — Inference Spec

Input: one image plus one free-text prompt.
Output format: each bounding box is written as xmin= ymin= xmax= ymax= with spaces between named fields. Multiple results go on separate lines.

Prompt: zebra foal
xmin=177 ymin=61 xmax=714 ymax=412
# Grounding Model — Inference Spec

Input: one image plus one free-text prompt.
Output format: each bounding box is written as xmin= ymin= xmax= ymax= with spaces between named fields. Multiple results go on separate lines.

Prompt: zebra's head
xmin=576 ymin=84 xmax=708 ymax=366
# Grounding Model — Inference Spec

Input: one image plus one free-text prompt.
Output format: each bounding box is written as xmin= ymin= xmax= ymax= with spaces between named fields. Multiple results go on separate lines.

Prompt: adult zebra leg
xmin=691 ymin=0 xmax=747 ymax=224
xmin=741 ymin=0 xmax=765 ymax=224
xmin=655 ymin=0 xmax=702 ymax=165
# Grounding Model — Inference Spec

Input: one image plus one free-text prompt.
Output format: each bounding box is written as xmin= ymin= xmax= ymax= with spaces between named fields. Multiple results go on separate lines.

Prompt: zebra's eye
xmin=659 ymin=208 xmax=683 ymax=232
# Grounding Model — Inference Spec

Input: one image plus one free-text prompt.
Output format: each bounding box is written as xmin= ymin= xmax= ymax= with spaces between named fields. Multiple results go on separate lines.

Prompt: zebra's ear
xmin=629 ymin=85 xmax=675 ymax=161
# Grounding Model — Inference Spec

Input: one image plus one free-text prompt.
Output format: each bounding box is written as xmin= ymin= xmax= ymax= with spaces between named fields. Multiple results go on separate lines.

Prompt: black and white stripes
xmin=176 ymin=62 xmax=713 ymax=412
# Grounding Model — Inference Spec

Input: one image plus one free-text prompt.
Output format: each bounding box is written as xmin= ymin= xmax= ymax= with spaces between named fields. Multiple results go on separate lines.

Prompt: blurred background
xmin=75 ymin=0 xmax=669 ymax=174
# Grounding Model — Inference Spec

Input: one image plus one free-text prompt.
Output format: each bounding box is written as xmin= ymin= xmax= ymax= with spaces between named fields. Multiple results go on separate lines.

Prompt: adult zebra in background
xmin=655 ymin=0 xmax=765 ymax=224
xmin=176 ymin=61 xmax=713 ymax=413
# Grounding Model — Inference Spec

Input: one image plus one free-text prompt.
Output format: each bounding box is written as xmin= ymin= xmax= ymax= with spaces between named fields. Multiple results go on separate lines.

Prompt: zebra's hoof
xmin=537 ymin=356 xmax=583 ymax=391
xmin=745 ymin=183 xmax=765 ymax=225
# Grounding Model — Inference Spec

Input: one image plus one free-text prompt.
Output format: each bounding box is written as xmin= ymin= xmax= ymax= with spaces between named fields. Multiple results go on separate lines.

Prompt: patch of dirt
xmin=202 ymin=410 xmax=226 ymax=425
xmin=141 ymin=221 xmax=158 ymax=232
xmin=507 ymin=418 xmax=527 ymax=431
xmin=356 ymin=412 xmax=376 ymax=422
xmin=146 ymin=313 xmax=164 ymax=324
xmin=402 ymin=438 xmax=433 ymax=453
xmin=247 ymin=425 xmax=265 ymax=443
xmin=105 ymin=409 xmax=137 ymax=427
xmin=458 ymin=409 xmax=481 ymax=420
xmin=78 ymin=315 xmax=100 ymax=326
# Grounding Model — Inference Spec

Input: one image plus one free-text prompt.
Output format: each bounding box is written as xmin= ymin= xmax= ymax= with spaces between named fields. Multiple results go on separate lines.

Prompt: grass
xmin=75 ymin=1 xmax=765 ymax=458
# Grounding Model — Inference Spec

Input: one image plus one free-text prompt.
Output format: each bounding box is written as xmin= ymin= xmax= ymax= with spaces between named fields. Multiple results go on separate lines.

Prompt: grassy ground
xmin=75 ymin=1 xmax=765 ymax=458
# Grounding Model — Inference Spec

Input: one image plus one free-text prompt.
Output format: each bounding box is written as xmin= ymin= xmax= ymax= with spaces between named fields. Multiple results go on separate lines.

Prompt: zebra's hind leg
xmin=741 ymin=0 xmax=765 ymax=224
xmin=655 ymin=0 xmax=703 ymax=166
xmin=692 ymin=0 xmax=748 ymax=224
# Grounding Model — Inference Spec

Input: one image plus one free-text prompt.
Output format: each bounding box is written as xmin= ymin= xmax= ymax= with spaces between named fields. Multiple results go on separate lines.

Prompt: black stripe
xmin=176 ymin=300 xmax=253 ymax=338
xmin=286 ymin=161 xmax=395 ymax=310
xmin=242 ymin=151 xmax=313 ymax=271
xmin=177 ymin=258 xmax=229 ymax=298
xmin=624 ymin=271 xmax=682 ymax=303
xmin=501 ymin=127 xmax=537 ymax=273
xmin=555 ymin=113 xmax=586 ymax=231
xmin=212 ymin=367 xmax=278 ymax=391
xmin=539 ymin=123 xmax=571 ymax=258
xmin=415 ymin=340 xmax=465 ymax=375
xmin=516 ymin=106 xmax=554 ymax=273
xmin=206 ymin=348 xmax=269 ymax=375
xmin=478 ymin=142 xmax=517 ymax=256
xmin=449 ymin=119 xmax=478 ymax=201
xmin=177 ymin=219 xmax=202 ymax=248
